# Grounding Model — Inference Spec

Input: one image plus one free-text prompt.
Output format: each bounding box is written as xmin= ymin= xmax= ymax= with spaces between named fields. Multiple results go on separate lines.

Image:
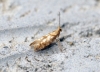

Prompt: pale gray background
xmin=0 ymin=0 xmax=100 ymax=72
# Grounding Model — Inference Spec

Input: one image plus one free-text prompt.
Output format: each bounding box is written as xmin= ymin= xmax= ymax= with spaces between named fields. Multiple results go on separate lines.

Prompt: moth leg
xmin=33 ymin=28 xmax=42 ymax=39
xmin=56 ymin=37 xmax=63 ymax=52
xmin=33 ymin=30 xmax=39 ymax=39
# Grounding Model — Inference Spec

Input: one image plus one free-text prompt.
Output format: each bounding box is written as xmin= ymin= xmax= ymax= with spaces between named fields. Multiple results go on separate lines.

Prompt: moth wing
xmin=30 ymin=35 xmax=48 ymax=46
xmin=30 ymin=40 xmax=40 ymax=46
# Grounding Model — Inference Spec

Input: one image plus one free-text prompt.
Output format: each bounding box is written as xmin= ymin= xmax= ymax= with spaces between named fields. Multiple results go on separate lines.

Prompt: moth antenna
xmin=32 ymin=29 xmax=42 ymax=39
xmin=59 ymin=12 xmax=60 ymax=27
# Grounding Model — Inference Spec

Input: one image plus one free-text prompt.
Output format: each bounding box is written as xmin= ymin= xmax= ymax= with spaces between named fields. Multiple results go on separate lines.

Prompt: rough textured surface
xmin=0 ymin=0 xmax=100 ymax=72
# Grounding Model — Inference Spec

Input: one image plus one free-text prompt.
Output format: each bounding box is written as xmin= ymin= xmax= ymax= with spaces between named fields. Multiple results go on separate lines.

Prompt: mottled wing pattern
xmin=30 ymin=27 xmax=61 ymax=51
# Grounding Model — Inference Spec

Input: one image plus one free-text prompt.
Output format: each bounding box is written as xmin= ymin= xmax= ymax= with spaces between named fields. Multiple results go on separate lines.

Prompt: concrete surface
xmin=0 ymin=0 xmax=100 ymax=72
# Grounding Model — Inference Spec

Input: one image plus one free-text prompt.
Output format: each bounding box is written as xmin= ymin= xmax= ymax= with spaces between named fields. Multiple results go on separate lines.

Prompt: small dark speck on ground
xmin=3 ymin=46 xmax=9 ymax=48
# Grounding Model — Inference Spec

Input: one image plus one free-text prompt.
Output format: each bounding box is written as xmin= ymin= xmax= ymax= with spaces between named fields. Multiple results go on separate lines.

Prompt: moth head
xmin=60 ymin=28 xmax=62 ymax=31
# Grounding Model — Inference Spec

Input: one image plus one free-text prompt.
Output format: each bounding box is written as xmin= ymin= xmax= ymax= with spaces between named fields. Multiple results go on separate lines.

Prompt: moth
xmin=30 ymin=13 xmax=62 ymax=51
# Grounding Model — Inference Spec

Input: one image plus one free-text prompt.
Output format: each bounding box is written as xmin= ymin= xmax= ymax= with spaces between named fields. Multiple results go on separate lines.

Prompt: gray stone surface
xmin=0 ymin=0 xmax=100 ymax=72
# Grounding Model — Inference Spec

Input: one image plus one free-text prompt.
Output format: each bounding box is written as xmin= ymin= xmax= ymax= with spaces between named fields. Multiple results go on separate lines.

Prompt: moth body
xmin=30 ymin=27 xmax=62 ymax=51
xmin=30 ymin=12 xmax=62 ymax=51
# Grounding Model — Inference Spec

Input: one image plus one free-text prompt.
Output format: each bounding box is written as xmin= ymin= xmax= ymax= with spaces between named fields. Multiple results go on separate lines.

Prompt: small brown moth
xmin=30 ymin=12 xmax=62 ymax=51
